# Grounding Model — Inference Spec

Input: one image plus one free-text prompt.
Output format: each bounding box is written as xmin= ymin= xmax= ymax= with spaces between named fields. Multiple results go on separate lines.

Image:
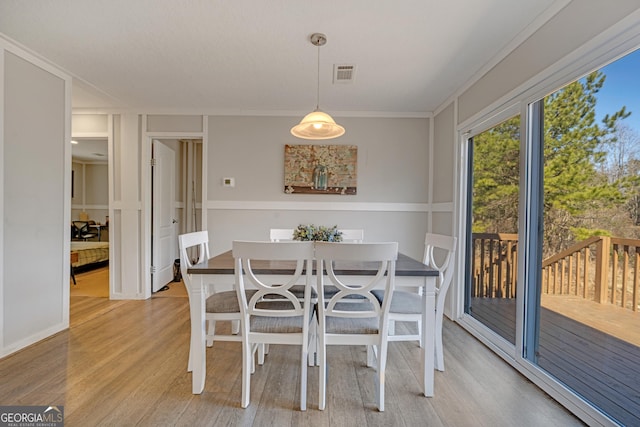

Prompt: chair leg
xmin=318 ymin=335 xmax=327 ymax=410
xmin=308 ymin=321 xmax=317 ymax=366
xmin=250 ymin=343 xmax=257 ymax=374
xmin=435 ymin=313 xmax=445 ymax=371
xmin=206 ymin=320 xmax=215 ymax=347
xmin=241 ymin=340 xmax=252 ymax=408
xmin=258 ymin=343 xmax=266 ymax=365
xmin=300 ymin=345 xmax=308 ymax=411
xmin=366 ymin=345 xmax=375 ymax=367
xmin=377 ymin=344 xmax=387 ymax=412
xmin=231 ymin=319 xmax=240 ymax=335
xmin=388 ymin=319 xmax=396 ymax=336
xmin=417 ymin=318 xmax=423 ymax=348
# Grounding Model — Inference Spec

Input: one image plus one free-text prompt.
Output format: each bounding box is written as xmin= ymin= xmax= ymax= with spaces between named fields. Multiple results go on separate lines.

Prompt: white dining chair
xmin=315 ymin=241 xmax=398 ymax=412
xmin=269 ymin=228 xmax=294 ymax=242
xmin=232 ymin=240 xmax=315 ymax=410
xmin=375 ymin=233 xmax=456 ymax=371
xmin=338 ymin=228 xmax=364 ymax=243
xmin=179 ymin=231 xmax=256 ymax=372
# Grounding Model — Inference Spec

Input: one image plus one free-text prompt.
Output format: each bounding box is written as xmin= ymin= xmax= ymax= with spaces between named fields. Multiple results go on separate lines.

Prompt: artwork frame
xmin=284 ymin=144 xmax=357 ymax=195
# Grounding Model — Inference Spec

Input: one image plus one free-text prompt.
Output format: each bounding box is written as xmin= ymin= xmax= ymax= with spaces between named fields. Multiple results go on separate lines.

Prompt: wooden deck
xmin=470 ymin=296 xmax=640 ymax=427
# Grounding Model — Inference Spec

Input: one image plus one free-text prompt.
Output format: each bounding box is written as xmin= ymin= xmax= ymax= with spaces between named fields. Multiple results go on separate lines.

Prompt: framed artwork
xmin=284 ymin=144 xmax=357 ymax=195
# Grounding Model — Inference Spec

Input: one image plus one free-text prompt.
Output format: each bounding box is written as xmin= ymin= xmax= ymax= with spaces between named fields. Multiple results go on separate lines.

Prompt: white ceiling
xmin=0 ymin=0 xmax=564 ymax=115
xmin=71 ymin=138 xmax=107 ymax=161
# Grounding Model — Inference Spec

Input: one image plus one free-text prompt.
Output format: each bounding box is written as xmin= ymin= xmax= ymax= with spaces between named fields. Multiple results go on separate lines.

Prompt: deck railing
xmin=471 ymin=233 xmax=518 ymax=299
xmin=472 ymin=233 xmax=640 ymax=312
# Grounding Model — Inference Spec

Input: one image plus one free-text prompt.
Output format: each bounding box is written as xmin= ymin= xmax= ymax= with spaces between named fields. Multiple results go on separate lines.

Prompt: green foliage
xmin=293 ymin=224 xmax=343 ymax=242
xmin=472 ymin=70 xmax=632 ymax=254
xmin=570 ymin=227 xmax=611 ymax=241
xmin=472 ymin=116 xmax=520 ymax=233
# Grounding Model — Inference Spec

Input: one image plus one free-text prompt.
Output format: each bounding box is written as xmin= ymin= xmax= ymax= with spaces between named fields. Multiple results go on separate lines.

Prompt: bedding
xmin=71 ymin=241 xmax=109 ymax=268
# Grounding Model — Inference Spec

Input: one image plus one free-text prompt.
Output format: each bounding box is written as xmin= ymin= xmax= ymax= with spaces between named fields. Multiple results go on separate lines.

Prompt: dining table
xmin=186 ymin=248 xmax=439 ymax=398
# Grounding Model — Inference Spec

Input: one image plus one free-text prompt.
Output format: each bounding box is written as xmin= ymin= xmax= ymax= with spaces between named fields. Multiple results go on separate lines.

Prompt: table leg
xmin=190 ymin=274 xmax=207 ymax=394
xmin=422 ymin=276 xmax=436 ymax=397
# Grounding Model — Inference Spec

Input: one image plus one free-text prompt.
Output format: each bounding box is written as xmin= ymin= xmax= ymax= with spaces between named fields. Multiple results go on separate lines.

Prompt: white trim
xmin=119 ymin=108 xmax=432 ymax=119
xmin=0 ymin=48 xmax=4 ymax=352
xmin=458 ymin=102 xmax=523 ymax=137
xmin=71 ymin=204 xmax=109 ymax=210
xmin=71 ymin=132 xmax=109 ymax=139
xmin=0 ymin=35 xmax=71 ymax=83
xmin=62 ymin=63 xmax=72 ymax=329
xmin=427 ymin=116 xmax=434 ymax=230
xmin=71 ymin=160 xmax=108 ymax=166
xmin=454 ymin=120 xmax=469 ymax=323
xmin=201 ymin=116 xmax=209 ymax=232
xmin=205 ymin=200 xmax=439 ymax=212
xmin=142 ymin=131 xmax=204 ymax=138
xmin=0 ymin=323 xmax=67 ymax=359
xmin=107 ymin=114 xmax=115 ymax=300
xmin=111 ymin=201 xmax=142 ymax=210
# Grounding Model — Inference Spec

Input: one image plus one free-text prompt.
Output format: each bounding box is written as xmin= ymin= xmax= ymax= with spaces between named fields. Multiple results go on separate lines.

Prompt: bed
xmin=71 ymin=241 xmax=109 ymax=270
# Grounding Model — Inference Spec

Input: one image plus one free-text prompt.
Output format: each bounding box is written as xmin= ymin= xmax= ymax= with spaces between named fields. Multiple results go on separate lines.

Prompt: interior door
xmin=152 ymin=140 xmax=177 ymax=292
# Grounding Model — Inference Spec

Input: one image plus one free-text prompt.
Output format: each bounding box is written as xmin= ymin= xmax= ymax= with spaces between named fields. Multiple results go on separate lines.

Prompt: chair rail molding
xmin=206 ymin=200 xmax=453 ymax=213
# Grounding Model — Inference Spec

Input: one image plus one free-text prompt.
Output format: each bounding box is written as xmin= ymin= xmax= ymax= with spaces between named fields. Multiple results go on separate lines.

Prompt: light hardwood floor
xmin=0 ymin=271 xmax=584 ymax=426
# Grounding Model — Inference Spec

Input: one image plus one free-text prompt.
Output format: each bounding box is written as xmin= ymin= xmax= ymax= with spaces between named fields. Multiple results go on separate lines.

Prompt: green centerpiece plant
xmin=293 ymin=224 xmax=343 ymax=242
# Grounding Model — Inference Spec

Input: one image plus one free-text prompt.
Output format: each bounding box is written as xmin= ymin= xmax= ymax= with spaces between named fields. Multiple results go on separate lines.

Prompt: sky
xmin=593 ymin=48 xmax=640 ymax=133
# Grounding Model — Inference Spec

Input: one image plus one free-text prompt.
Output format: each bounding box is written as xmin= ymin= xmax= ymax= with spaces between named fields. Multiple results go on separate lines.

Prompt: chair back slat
xmin=233 ymin=240 xmax=314 ymax=318
xmin=178 ymin=231 xmax=210 ymax=296
xmin=423 ymin=233 xmax=457 ymax=296
xmin=269 ymin=228 xmax=295 ymax=242
xmin=315 ymin=242 xmax=398 ymax=323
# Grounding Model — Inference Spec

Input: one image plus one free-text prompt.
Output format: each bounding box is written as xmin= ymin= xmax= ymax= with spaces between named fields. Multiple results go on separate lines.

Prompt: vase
xmin=313 ymin=164 xmax=328 ymax=190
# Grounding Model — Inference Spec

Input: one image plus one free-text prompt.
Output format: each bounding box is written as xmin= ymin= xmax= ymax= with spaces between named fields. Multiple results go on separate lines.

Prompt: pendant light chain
xmin=316 ymin=43 xmax=321 ymax=111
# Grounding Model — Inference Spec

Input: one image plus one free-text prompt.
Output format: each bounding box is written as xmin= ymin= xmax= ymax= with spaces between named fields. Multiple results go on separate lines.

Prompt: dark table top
xmin=188 ymin=250 xmax=438 ymax=277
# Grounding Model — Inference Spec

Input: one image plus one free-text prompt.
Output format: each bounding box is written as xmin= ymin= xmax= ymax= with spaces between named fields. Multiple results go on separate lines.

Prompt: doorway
xmin=150 ymin=138 xmax=203 ymax=295
xmin=70 ymin=137 xmax=110 ymax=297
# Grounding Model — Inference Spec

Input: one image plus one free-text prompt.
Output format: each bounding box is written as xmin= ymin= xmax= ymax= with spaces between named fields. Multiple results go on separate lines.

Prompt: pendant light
xmin=291 ymin=33 xmax=345 ymax=140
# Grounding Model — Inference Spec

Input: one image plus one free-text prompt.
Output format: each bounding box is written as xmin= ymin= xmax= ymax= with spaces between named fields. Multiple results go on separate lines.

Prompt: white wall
xmin=206 ymin=115 xmax=431 ymax=259
xmin=1 ymin=43 xmax=71 ymax=357
xmin=71 ymin=160 xmax=108 ymax=224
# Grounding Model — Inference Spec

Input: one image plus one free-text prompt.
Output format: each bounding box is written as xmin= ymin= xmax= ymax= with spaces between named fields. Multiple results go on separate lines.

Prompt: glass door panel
xmin=466 ymin=115 xmax=521 ymax=345
xmin=533 ymin=52 xmax=640 ymax=426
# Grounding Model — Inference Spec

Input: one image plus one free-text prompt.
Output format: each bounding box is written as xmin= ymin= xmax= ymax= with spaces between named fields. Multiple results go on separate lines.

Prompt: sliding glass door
xmin=463 ymin=49 xmax=640 ymax=426
xmin=465 ymin=115 xmax=521 ymax=345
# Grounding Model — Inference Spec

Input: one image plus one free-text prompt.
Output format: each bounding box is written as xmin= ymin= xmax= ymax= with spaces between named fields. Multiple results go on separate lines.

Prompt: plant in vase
xmin=293 ymin=224 xmax=342 ymax=242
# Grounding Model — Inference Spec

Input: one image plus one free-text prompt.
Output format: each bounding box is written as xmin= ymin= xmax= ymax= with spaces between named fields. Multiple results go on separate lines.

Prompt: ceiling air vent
xmin=333 ymin=64 xmax=356 ymax=84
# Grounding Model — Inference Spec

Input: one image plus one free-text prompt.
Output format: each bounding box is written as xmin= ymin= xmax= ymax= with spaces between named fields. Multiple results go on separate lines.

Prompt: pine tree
xmin=472 ymin=71 xmax=630 ymax=256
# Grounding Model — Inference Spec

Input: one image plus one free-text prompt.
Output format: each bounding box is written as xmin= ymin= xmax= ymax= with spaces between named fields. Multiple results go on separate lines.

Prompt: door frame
xmin=141 ymin=117 xmax=208 ymax=299
xmin=71 ymin=123 xmax=113 ymax=299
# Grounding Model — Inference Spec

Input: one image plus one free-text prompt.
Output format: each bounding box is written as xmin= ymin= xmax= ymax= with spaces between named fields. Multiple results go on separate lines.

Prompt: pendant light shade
xmin=290 ymin=109 xmax=345 ymax=140
xmin=291 ymin=33 xmax=345 ymax=140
